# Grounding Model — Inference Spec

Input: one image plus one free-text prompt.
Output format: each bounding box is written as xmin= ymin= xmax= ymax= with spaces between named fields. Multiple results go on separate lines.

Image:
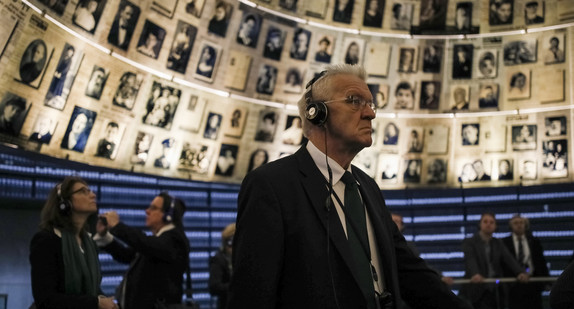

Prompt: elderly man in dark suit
xmin=502 ymin=215 xmax=549 ymax=309
xmin=228 ymin=64 xmax=472 ymax=309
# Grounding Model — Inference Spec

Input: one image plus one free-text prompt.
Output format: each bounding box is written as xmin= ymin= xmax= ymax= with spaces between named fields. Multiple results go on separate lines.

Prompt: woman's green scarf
xmin=61 ymin=229 xmax=101 ymax=296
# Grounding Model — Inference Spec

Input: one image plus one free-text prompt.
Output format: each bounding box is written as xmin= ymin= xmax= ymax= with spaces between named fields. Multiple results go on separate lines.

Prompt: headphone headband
xmin=163 ymin=193 xmax=176 ymax=223
xmin=57 ymin=183 xmax=72 ymax=215
xmin=304 ymin=71 xmax=328 ymax=126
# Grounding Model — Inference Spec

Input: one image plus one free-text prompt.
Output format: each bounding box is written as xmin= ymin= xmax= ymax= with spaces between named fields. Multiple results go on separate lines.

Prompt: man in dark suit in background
xmin=502 ymin=215 xmax=549 ymax=309
xmin=228 ymin=64 xmax=472 ymax=309
xmin=107 ymin=1 xmax=139 ymax=50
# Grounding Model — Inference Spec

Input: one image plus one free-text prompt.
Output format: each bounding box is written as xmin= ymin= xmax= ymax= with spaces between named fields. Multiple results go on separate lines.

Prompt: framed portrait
xmin=394 ymin=81 xmax=416 ymax=110
xmin=512 ymin=124 xmax=537 ymax=151
xmin=495 ymin=158 xmax=514 ymax=181
xmin=452 ymin=44 xmax=473 ymax=79
xmin=378 ymin=154 xmax=399 ymax=184
xmin=223 ymin=50 xmax=252 ymax=91
xmin=542 ymin=32 xmax=565 ymax=64
xmin=0 ymin=92 xmax=30 ymax=137
xmin=476 ymin=49 xmax=498 ymax=78
xmin=364 ymin=41 xmax=391 ymax=77
xmin=112 ymin=71 xmax=143 ymax=110
xmin=525 ymin=0 xmax=544 ymax=25
xmin=391 ymin=2 xmax=413 ymax=30
xmin=538 ymin=68 xmax=565 ymax=103
xmin=60 ymin=106 xmax=97 ymax=153
xmin=236 ymin=12 xmax=262 ymax=48
xmin=290 ymin=28 xmax=311 ymax=61
xmin=373 ymin=84 xmax=389 ymax=110
xmin=254 ymin=109 xmax=278 ymax=142
xmin=544 ymin=116 xmax=567 ymax=137
xmin=381 ymin=121 xmax=399 ymax=146
xmin=425 ymin=125 xmax=449 ymax=154
xmin=333 ymin=0 xmax=355 ymax=24
xmin=478 ymin=83 xmax=499 ymax=108
xmin=29 ymin=114 xmax=58 ymax=144
xmin=193 ymin=41 xmax=222 ymax=83
xmin=207 ymin=0 xmax=233 ymax=38
xmin=426 ymin=158 xmax=447 ymax=184
xmin=542 ymin=139 xmax=568 ymax=178
xmin=184 ymin=0 xmax=206 ymax=18
xmin=94 ymin=119 xmax=125 ymax=160
xmin=203 ymin=111 xmax=223 ymax=140
xmin=453 ymin=2 xmax=473 ymax=33
xmin=406 ymin=127 xmax=424 ymax=153
xmin=302 ymin=0 xmax=328 ymax=18
xmin=246 ymin=148 xmax=270 ymax=173
xmin=518 ymin=158 xmax=537 ymax=180
xmin=136 ymin=20 xmax=166 ymax=59
xmin=503 ymin=39 xmax=537 ymax=65
xmin=153 ymin=138 xmax=176 ymax=169
xmin=422 ymin=44 xmax=442 ymax=73
xmin=280 ymin=115 xmax=304 ymax=146
xmin=151 ymin=0 xmax=178 ymax=18
xmin=284 ymin=67 xmax=304 ymax=94
xmin=403 ymin=159 xmax=422 ymax=183
xmin=167 ymin=21 xmax=197 ymax=74
xmin=215 ymin=143 xmax=239 ymax=177
xmin=363 ymin=0 xmax=384 ymax=28
xmin=279 ymin=0 xmax=298 ymax=12
xmin=263 ymin=26 xmax=286 ymax=61
xmin=506 ymin=68 xmax=530 ymax=100
xmin=107 ymin=0 xmax=141 ymax=51
xmin=142 ymin=81 xmax=181 ymax=130
xmin=489 ymin=0 xmax=513 ymax=25
xmin=450 ymin=85 xmax=470 ymax=110
xmin=397 ymin=46 xmax=417 ymax=73
xmin=130 ymin=131 xmax=153 ymax=165
xmin=461 ymin=123 xmax=479 ymax=146
xmin=44 ymin=43 xmax=83 ymax=110
xmin=40 ymin=0 xmax=68 ymax=16
xmin=482 ymin=120 xmax=506 ymax=152
xmin=224 ymin=105 xmax=248 ymax=138
xmin=353 ymin=149 xmax=378 ymax=177
xmin=419 ymin=81 xmax=441 ymax=110
xmin=85 ymin=65 xmax=109 ymax=100
xmin=313 ymin=34 xmax=334 ymax=63
xmin=255 ymin=64 xmax=278 ymax=95
xmin=72 ymin=0 xmax=107 ymax=33
xmin=179 ymin=94 xmax=206 ymax=133
xmin=178 ymin=142 xmax=213 ymax=174
xmin=419 ymin=0 xmax=447 ymax=30
xmin=0 ymin=16 xmax=17 ymax=59
xmin=15 ymin=38 xmax=53 ymax=89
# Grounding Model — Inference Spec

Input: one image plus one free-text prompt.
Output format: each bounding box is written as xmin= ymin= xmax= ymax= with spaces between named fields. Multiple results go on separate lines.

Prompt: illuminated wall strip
xmin=543 ymin=250 xmax=574 ymax=257
xmin=172 ymin=77 xmax=230 ymax=98
xmin=414 ymin=233 xmax=466 ymax=241
xmin=44 ymin=15 xmax=111 ymax=54
xmin=413 ymin=215 xmax=464 ymax=223
xmin=520 ymin=191 xmax=574 ymax=200
xmin=420 ymin=252 xmax=464 ymax=259
xmin=411 ymin=230 xmax=574 ymax=242
xmin=111 ymin=52 xmax=172 ymax=80
xmin=464 ymin=194 xmax=518 ymax=203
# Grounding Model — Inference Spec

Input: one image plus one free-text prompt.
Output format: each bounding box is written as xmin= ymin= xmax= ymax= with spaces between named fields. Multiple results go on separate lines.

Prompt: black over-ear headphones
xmin=163 ymin=194 xmax=176 ymax=223
xmin=57 ymin=184 xmax=72 ymax=215
xmin=305 ymin=71 xmax=328 ymax=127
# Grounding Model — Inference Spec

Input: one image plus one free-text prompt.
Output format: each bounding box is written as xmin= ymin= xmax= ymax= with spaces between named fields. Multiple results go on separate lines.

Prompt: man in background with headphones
xmin=95 ymin=192 xmax=190 ymax=309
xmin=228 ymin=64 xmax=471 ymax=309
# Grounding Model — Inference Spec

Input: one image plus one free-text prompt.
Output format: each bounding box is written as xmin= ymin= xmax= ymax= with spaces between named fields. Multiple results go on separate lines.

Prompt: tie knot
xmin=341 ymin=171 xmax=357 ymax=187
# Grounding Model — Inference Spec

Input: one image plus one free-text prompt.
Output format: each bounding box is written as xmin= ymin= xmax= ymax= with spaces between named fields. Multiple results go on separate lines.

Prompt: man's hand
xmin=470 ymin=274 xmax=484 ymax=283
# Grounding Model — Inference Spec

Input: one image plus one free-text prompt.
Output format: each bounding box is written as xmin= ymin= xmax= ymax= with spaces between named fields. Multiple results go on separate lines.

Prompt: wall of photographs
xmin=0 ymin=0 xmax=573 ymax=190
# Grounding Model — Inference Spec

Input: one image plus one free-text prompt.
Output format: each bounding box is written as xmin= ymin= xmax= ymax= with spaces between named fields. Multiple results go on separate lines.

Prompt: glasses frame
xmin=323 ymin=95 xmax=377 ymax=111
xmin=70 ymin=187 xmax=93 ymax=195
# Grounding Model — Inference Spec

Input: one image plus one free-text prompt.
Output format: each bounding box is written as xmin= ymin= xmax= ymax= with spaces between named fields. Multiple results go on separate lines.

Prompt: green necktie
xmin=341 ymin=171 xmax=376 ymax=309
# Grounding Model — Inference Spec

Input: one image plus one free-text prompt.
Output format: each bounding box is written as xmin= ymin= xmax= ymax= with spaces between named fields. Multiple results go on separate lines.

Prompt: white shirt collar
xmin=157 ymin=223 xmax=175 ymax=236
xmin=306 ymin=140 xmax=352 ymax=186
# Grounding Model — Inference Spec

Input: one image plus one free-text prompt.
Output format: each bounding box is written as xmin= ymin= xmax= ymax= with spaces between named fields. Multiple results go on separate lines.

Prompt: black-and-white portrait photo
xmin=142 ymin=81 xmax=181 ymax=129
xmin=394 ymin=81 xmax=415 ymax=110
xmin=512 ymin=124 xmax=536 ymax=151
xmin=113 ymin=71 xmax=142 ymax=110
xmin=462 ymin=123 xmax=479 ymax=146
xmin=489 ymin=0 xmax=513 ymax=25
xmin=44 ymin=43 xmax=83 ymax=110
xmin=254 ymin=110 xmax=278 ymax=142
xmin=215 ymin=144 xmax=238 ymax=177
xmin=363 ymin=0 xmax=384 ymax=28
xmin=178 ymin=142 xmax=212 ymax=174
xmin=452 ymin=44 xmax=473 ymax=79
xmin=95 ymin=120 xmax=123 ymax=160
xmin=398 ymin=47 xmax=416 ymax=73
xmin=279 ymin=0 xmax=298 ymax=12
xmin=383 ymin=122 xmax=399 ymax=145
xmin=224 ymin=106 xmax=248 ymax=138
xmin=391 ymin=2 xmax=412 ymax=30
xmin=419 ymin=81 xmax=440 ymax=110
xmin=29 ymin=114 xmax=57 ymax=144
xmin=450 ymin=85 xmax=470 ymax=110
xmin=247 ymin=148 xmax=269 ymax=173
xmin=419 ymin=0 xmax=447 ymax=30
xmin=506 ymin=69 xmax=530 ymax=100
xmin=454 ymin=2 xmax=472 ymax=32
xmin=85 ymin=65 xmax=108 ymax=100
xmin=284 ymin=67 xmax=304 ymax=93
xmin=379 ymin=155 xmax=399 ymax=183
xmin=281 ymin=115 xmax=304 ymax=145
xmin=184 ymin=0 xmax=206 ymax=18
xmin=194 ymin=42 xmax=221 ymax=83
xmin=208 ymin=1 xmax=233 ymax=37
xmin=496 ymin=159 xmax=514 ymax=180
xmin=39 ymin=0 xmax=68 ymax=16
xmin=519 ymin=158 xmax=537 ymax=180
xmin=478 ymin=83 xmax=499 ymax=108
xmin=136 ymin=20 xmax=166 ymax=59
xmin=167 ymin=21 xmax=197 ymax=74
xmin=545 ymin=116 xmax=567 ymax=136
xmin=130 ymin=131 xmax=153 ymax=165
xmin=524 ymin=0 xmax=544 ymax=25
xmin=403 ymin=159 xmax=422 ymax=183
xmin=427 ymin=158 xmax=447 ymax=184
xmin=154 ymin=138 xmax=176 ymax=169
xmin=503 ymin=40 xmax=537 ymax=65
xmin=422 ymin=45 xmax=442 ymax=73
xmin=542 ymin=139 xmax=568 ymax=178
xmin=290 ymin=28 xmax=311 ymax=61
xmin=477 ymin=50 xmax=497 ymax=78
xmin=203 ymin=111 xmax=222 ymax=140
xmin=407 ymin=127 xmax=424 ymax=153
xmin=333 ymin=0 xmax=354 ymax=24
xmin=342 ymin=39 xmax=363 ymax=65
xmin=72 ymin=0 xmax=107 ymax=33
xmin=255 ymin=64 xmax=278 ymax=95
xmin=0 ymin=92 xmax=29 ymax=137
xmin=17 ymin=39 xmax=52 ymax=88
xmin=107 ymin=0 xmax=140 ymax=51
xmin=542 ymin=33 xmax=565 ymax=64
xmin=60 ymin=106 xmax=97 ymax=153
xmin=314 ymin=35 xmax=334 ymax=63
xmin=263 ymin=26 xmax=285 ymax=61
xmin=236 ymin=12 xmax=261 ymax=48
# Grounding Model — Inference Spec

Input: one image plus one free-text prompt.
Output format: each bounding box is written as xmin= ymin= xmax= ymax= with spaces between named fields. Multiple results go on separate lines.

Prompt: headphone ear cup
xmin=305 ymin=101 xmax=328 ymax=126
xmin=59 ymin=199 xmax=72 ymax=215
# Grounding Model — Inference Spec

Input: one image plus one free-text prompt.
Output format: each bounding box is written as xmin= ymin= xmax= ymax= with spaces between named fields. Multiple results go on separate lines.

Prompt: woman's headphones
xmin=304 ymin=71 xmax=328 ymax=127
xmin=163 ymin=194 xmax=176 ymax=223
xmin=57 ymin=184 xmax=72 ymax=215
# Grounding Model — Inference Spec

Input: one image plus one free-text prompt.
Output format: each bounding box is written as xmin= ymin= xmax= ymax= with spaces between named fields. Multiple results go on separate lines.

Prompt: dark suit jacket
xmin=228 ymin=146 xmax=471 ymax=309
xmin=502 ymin=234 xmax=548 ymax=278
xmin=103 ymin=223 xmax=189 ymax=309
xmin=460 ymin=233 xmax=525 ymax=303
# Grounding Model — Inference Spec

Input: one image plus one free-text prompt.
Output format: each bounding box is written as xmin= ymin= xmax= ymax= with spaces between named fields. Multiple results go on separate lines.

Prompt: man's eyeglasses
xmin=71 ymin=187 xmax=93 ymax=195
xmin=147 ymin=205 xmax=163 ymax=212
xmin=324 ymin=95 xmax=377 ymax=111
